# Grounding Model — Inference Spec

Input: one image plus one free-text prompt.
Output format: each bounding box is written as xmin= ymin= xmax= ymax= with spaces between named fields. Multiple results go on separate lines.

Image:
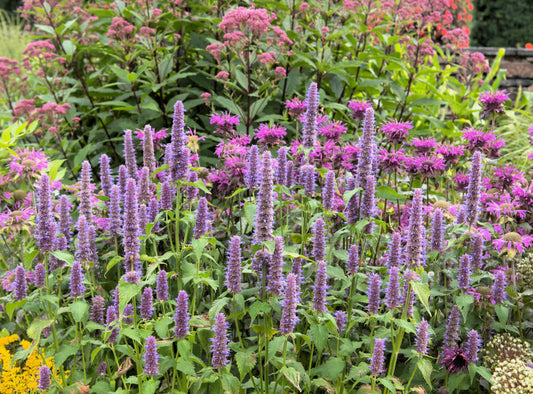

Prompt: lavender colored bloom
xmin=88 ymin=225 xmax=98 ymax=266
xmin=211 ymin=313 xmax=230 ymax=370
xmin=108 ymin=185 xmax=122 ymax=237
xmin=79 ymin=160 xmax=93 ymax=222
xmin=360 ymin=175 xmax=376 ymax=218
xmin=347 ymin=244 xmax=359 ymax=275
xmin=386 ymin=233 xmax=402 ymax=268
xmin=430 ymin=208 xmax=444 ymax=251
xmin=171 ymin=101 xmax=186 ymax=150
xmin=276 ymin=147 xmax=288 ymax=187
xmin=124 ymin=129 xmax=138 ymax=179
xmin=226 ymin=236 xmax=242 ymax=294
xmin=123 ymin=303 xmax=134 ymax=325
xmin=405 ymin=188 xmax=425 ymax=267
xmin=302 ymin=82 xmax=319 ymax=148
xmin=144 ymin=336 xmax=159 ymax=375
xmin=49 ymin=234 xmax=67 ymax=271
xmin=370 ymin=338 xmax=386 ymax=376
xmin=58 ymin=194 xmax=72 ymax=244
xmin=37 ymin=174 xmax=54 ymax=253
xmin=386 ymin=267 xmax=400 ymax=310
xmin=138 ymin=167 xmax=152 ymax=204
xmin=124 ymin=271 xmax=140 ymax=285
xmin=90 ymin=295 xmax=105 ymax=324
xmin=458 ymin=254 xmax=471 ymax=290
xmin=492 ymin=269 xmax=507 ymax=303
xmin=356 ymin=107 xmax=376 ymax=190
xmin=252 ymin=249 xmax=271 ymax=283
xmin=322 ymin=170 xmax=336 ymax=211
xmin=300 ymin=164 xmax=316 ymax=197
xmin=174 ymin=290 xmax=190 ymax=339
xmin=139 ymin=203 xmax=148 ymax=235
xmin=268 ymin=237 xmax=284 ymax=296
xmin=335 ymin=310 xmax=346 ymax=333
xmin=313 ymin=218 xmax=326 ymax=262
xmin=170 ymin=146 xmax=190 ymax=183
xmin=345 ymin=176 xmax=358 ymax=225
xmin=465 ymin=330 xmax=481 ymax=363
xmin=76 ymin=215 xmax=92 ymax=262
xmin=194 ymin=197 xmax=210 ymax=238
xmin=97 ymin=362 xmax=107 ymax=375
xmin=106 ymin=306 xmax=119 ymax=343
xmin=442 ymin=305 xmax=461 ymax=352
xmin=13 ymin=266 xmax=27 ymax=301
xmin=118 ymin=164 xmax=128 ymax=201
xmin=470 ymin=233 xmax=484 ymax=271
xmin=254 ymin=151 xmax=274 ymax=243
xmin=143 ymin=125 xmax=156 ymax=174
xmin=34 ymin=263 xmax=45 ymax=288
xmin=245 ymin=145 xmax=260 ymax=189
xmin=70 ymin=261 xmax=85 ymax=298
xmin=148 ymin=196 xmax=159 ymax=232
xmin=280 ymin=273 xmax=299 ymax=335
xmin=99 ymin=154 xmax=113 ymax=198
xmin=186 ymin=171 xmax=199 ymax=202
xmin=313 ymin=261 xmax=328 ymax=313
xmin=156 ymin=270 xmax=168 ymax=301
xmin=401 ymin=269 xmax=420 ymax=318
xmin=291 ymin=258 xmax=303 ymax=293
xmin=123 ymin=178 xmax=141 ymax=273
xmin=286 ymin=161 xmax=294 ymax=187
xmin=140 ymin=287 xmax=154 ymax=320
xmin=160 ymin=181 xmax=174 ymax=211
xmin=416 ymin=319 xmax=431 ymax=356
xmin=463 ymin=151 xmax=483 ymax=226
xmin=38 ymin=365 xmax=51 ymax=391
xmin=367 ymin=273 xmax=381 ymax=314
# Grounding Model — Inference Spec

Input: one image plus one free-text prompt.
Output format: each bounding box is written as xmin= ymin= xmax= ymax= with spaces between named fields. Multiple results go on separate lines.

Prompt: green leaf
xmin=191 ymin=237 xmax=209 ymax=262
xmin=122 ymin=327 xmax=141 ymax=344
xmin=220 ymin=374 xmax=240 ymax=394
xmin=312 ymin=357 xmax=345 ymax=380
xmin=281 ymin=366 xmax=302 ymax=392
xmin=248 ymin=301 xmax=271 ymax=324
xmin=48 ymin=159 xmax=65 ymax=181
xmin=27 ymin=318 xmax=51 ymax=340
xmin=54 ymin=344 xmax=78 ymax=367
xmin=309 ymin=325 xmax=328 ymax=353
xmin=142 ymin=379 xmax=159 ymax=394
xmin=375 ymin=186 xmax=407 ymax=201
xmin=267 ymin=336 xmax=286 ymax=363
xmin=49 ymin=250 xmax=74 ymax=265
xmin=455 ymin=293 xmax=474 ymax=321
xmin=23 ymin=249 xmax=39 ymax=268
xmin=394 ymin=318 xmax=416 ymax=334
xmin=106 ymin=256 xmax=123 ymax=274
xmin=244 ymin=202 xmax=257 ymax=227
xmin=62 ymin=40 xmax=75 ymax=56
xmin=417 ymin=358 xmax=433 ymax=388
xmin=235 ymin=349 xmax=257 ymax=380
xmin=378 ymin=377 xmax=397 ymax=393
xmin=70 ymin=301 xmax=89 ymax=323
xmin=176 ymin=358 xmax=195 ymax=375
xmin=410 ymin=281 xmax=431 ymax=316
xmin=119 ymin=282 xmax=141 ymax=315
xmin=495 ymin=303 xmax=509 ymax=324
xmin=182 ymin=179 xmax=211 ymax=195
xmin=209 ymin=297 xmax=229 ymax=321
xmin=5 ymin=300 xmax=26 ymax=320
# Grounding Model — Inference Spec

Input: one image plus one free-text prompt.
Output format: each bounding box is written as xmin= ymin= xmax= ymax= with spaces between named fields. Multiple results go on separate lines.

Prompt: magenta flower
xmin=436 ymin=143 xmax=464 ymax=165
xmin=347 ymin=99 xmax=372 ymax=120
xmin=378 ymin=148 xmax=406 ymax=173
xmin=411 ymin=154 xmax=445 ymax=178
xmin=210 ymin=111 xmax=240 ymax=135
xmin=285 ymin=97 xmax=306 ymax=117
xmin=9 ymin=148 xmax=49 ymax=178
xmin=381 ymin=119 xmax=413 ymax=144
xmin=461 ymin=127 xmax=496 ymax=151
xmin=493 ymin=165 xmax=526 ymax=190
xmin=318 ymin=120 xmax=347 ymax=141
xmin=254 ymin=123 xmax=286 ymax=147
xmin=486 ymin=193 xmax=526 ymax=220
xmin=479 ymin=90 xmax=509 ymax=118
xmin=493 ymin=232 xmax=533 ymax=259
xmin=441 ymin=346 xmax=470 ymax=374
xmin=411 ymin=137 xmax=437 ymax=154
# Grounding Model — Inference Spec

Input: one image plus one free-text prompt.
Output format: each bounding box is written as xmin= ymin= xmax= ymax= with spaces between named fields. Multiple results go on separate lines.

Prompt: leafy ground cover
xmin=1 ymin=0 xmax=533 ymax=393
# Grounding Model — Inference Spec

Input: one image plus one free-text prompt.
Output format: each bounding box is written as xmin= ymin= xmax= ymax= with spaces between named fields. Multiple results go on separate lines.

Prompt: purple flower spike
xmin=76 ymin=215 xmax=91 ymax=262
xmin=416 ymin=319 xmax=431 ymax=356
xmin=291 ymin=258 xmax=303 ymax=293
xmin=186 ymin=171 xmax=199 ymax=202
xmin=313 ymin=218 xmax=326 ymax=262
xmin=144 ymin=336 xmax=159 ymax=376
xmin=280 ymin=273 xmax=299 ymax=335
xmin=123 ymin=178 xmax=141 ymax=273
xmin=79 ymin=160 xmax=93 ymax=223
xmin=465 ymin=330 xmax=481 ymax=363
xmin=194 ymin=197 xmax=211 ymax=238
xmin=34 ymin=263 xmax=46 ymax=288
xmin=58 ymin=194 xmax=72 ymax=244
xmin=170 ymin=146 xmax=190 ymax=182
xmin=124 ymin=129 xmax=138 ymax=179
xmin=97 ymin=362 xmax=107 ymax=375
xmin=118 ymin=164 xmax=128 ymax=203
xmin=463 ymin=151 xmax=483 ymax=226
xmin=405 ymin=188 xmax=425 ymax=267
xmin=323 ymin=170 xmax=336 ymax=211
xmin=268 ymin=237 xmax=284 ymax=297
xmin=171 ymin=101 xmax=186 ymax=150
xmin=160 ymin=181 xmax=174 ymax=211
xmin=13 ymin=266 xmax=27 ymax=301
xmin=345 ymin=176 xmax=358 ymax=225
xmin=138 ymin=166 xmax=152 ymax=204
xmin=370 ymin=338 xmax=386 ymax=376
xmin=458 ymin=255 xmax=471 ymax=290
xmin=106 ymin=306 xmax=119 ymax=343
xmin=386 ymin=267 xmax=400 ymax=310
xmin=492 ymin=269 xmax=507 ymax=303
xmin=38 ymin=365 xmax=51 ymax=391
xmin=123 ymin=303 xmax=134 ymax=324
xmin=245 ymin=145 xmax=261 ymax=189
xmin=139 ymin=203 xmax=148 ymax=235
xmin=356 ymin=107 xmax=376 ymax=190
xmin=154 ymin=271 xmax=168 ymax=302
xmin=313 ymin=261 xmax=328 ymax=313
xmin=211 ymin=313 xmax=230 ymax=370
xmin=37 ymin=173 xmax=54 ymax=253
xmin=99 ymin=154 xmax=113 ymax=198
xmin=347 ymin=244 xmax=359 ymax=275
xmin=254 ymin=151 xmax=274 ymax=243
xmin=143 ymin=125 xmax=155 ymax=174
xmin=386 ymin=233 xmax=402 ymax=268
xmin=140 ymin=287 xmax=154 ymax=320
xmin=430 ymin=208 xmax=445 ymax=251
xmin=108 ymin=185 xmax=122 ymax=237
xmin=226 ymin=236 xmax=242 ymax=294
xmin=174 ymin=290 xmax=190 ymax=339
xmin=70 ymin=261 xmax=85 ymax=298
xmin=276 ymin=147 xmax=288 ymax=187
xmin=367 ymin=273 xmax=381 ymax=314
xmin=470 ymin=233 xmax=484 ymax=271
xmin=335 ymin=310 xmax=346 ymax=333
xmin=442 ymin=305 xmax=461 ymax=352
xmin=300 ymin=164 xmax=316 ymax=197
xmin=90 ymin=295 xmax=105 ymax=324
xmin=302 ymin=82 xmax=319 ymax=148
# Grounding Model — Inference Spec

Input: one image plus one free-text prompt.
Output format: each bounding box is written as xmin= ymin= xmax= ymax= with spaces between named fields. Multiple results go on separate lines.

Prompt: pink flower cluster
xmin=219 ymin=7 xmax=276 ymax=41
xmin=13 ymin=100 xmax=71 ymax=134
xmin=9 ymin=148 xmax=49 ymax=179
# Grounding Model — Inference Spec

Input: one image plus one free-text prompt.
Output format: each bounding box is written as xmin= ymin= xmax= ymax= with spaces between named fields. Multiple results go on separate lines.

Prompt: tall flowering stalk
xmin=99 ymin=153 xmax=113 ymax=198
xmin=143 ymin=336 xmax=159 ymax=376
xmin=70 ymin=261 xmax=85 ymax=298
xmin=171 ymin=101 xmax=186 ymax=151
xmin=37 ymin=173 xmax=54 ymax=254
xmin=313 ymin=261 xmax=328 ymax=313
xmin=123 ymin=178 xmax=141 ymax=274
xmin=442 ymin=305 xmax=461 ymax=352
xmin=386 ymin=233 xmax=402 ymax=268
xmin=458 ymin=254 xmax=471 ymax=289
xmin=347 ymin=244 xmax=359 ymax=275
xmin=13 ymin=266 xmax=27 ymax=301
xmin=225 ymin=236 xmax=242 ymax=294
xmin=79 ymin=160 xmax=93 ymax=223
xmin=276 ymin=146 xmax=288 ymax=187
xmin=267 ymin=237 xmax=284 ymax=296
xmin=370 ymin=338 xmax=386 ymax=376
xmin=405 ymin=188 xmax=425 ymax=267
xmin=367 ymin=273 xmax=381 ymax=314
xmin=140 ymin=287 xmax=154 ymax=320
xmin=108 ymin=185 xmax=122 ymax=237
xmin=58 ymin=194 xmax=72 ymax=244
xmin=174 ymin=290 xmax=190 ymax=339
xmin=312 ymin=218 xmax=326 ymax=262
xmin=245 ymin=145 xmax=260 ymax=189
xmin=430 ymin=208 xmax=444 ymax=251
xmin=280 ymin=273 xmax=299 ymax=335
xmin=322 ymin=170 xmax=336 ymax=211
xmin=356 ymin=107 xmax=376 ymax=190
xmin=193 ymin=197 xmax=210 ymax=238
xmin=156 ymin=270 xmax=168 ymax=302
xmin=386 ymin=267 xmax=400 ymax=310
xmin=124 ymin=129 xmax=137 ymax=179
xmin=470 ymin=233 xmax=484 ymax=271
xmin=301 ymin=164 xmax=316 ymax=197
xmin=302 ymin=82 xmax=319 ymax=148
xmin=160 ymin=181 xmax=174 ymax=211
xmin=345 ymin=176 xmax=358 ymax=225
xmin=254 ymin=151 xmax=274 ymax=243
xmin=463 ymin=151 xmax=483 ymax=226
xmin=211 ymin=313 xmax=230 ymax=370
xmin=416 ymin=319 xmax=431 ymax=357
xmin=142 ymin=125 xmax=155 ymax=174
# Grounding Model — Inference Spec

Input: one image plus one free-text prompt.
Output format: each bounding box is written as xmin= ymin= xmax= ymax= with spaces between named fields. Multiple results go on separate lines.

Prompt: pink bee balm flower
xmin=285 ymin=97 xmax=306 ymax=117
xmin=479 ymin=90 xmax=509 ymax=118
xmin=9 ymin=148 xmax=49 ymax=178
xmin=347 ymin=99 xmax=372 ymax=120
xmin=254 ymin=123 xmax=286 ymax=147
xmin=492 ymin=232 xmax=533 ymax=259
xmin=318 ymin=120 xmax=347 ymax=141
xmin=210 ymin=111 xmax=240 ymax=135
xmin=411 ymin=137 xmax=437 ymax=154
xmin=381 ymin=119 xmax=413 ymax=144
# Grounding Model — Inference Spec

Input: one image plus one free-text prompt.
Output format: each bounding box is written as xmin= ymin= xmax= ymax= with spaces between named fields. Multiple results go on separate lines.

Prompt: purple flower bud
xmin=58 ymin=194 xmax=72 ymax=244
xmin=430 ymin=208 xmax=444 ymax=251
xmin=174 ymin=290 xmax=190 ymax=339
xmin=286 ymin=161 xmax=294 ymax=188
xmin=79 ymin=160 xmax=93 ymax=223
xmin=254 ymin=151 xmax=274 ymax=243
xmin=148 ymin=196 xmax=159 ymax=232
xmin=38 ymin=365 xmax=51 ymax=390
xmin=139 ymin=203 xmax=148 ymax=236
xmin=123 ymin=178 xmax=141 ymax=274
xmin=252 ymin=249 xmax=271 ymax=283
xmin=138 ymin=167 xmax=152 ymax=204
xmin=156 ymin=270 xmax=168 ymax=302
xmin=76 ymin=215 xmax=91 ymax=262
xmin=143 ymin=125 xmax=156 ymax=174
xmin=140 ymin=287 xmax=154 ymax=320
xmin=312 ymin=218 xmax=326 ymax=262
xmin=170 ymin=146 xmax=190 ymax=182
xmin=463 ymin=151 xmax=483 ymax=226
xmin=118 ymin=165 xmax=128 ymax=203
xmin=171 ymin=101 xmax=186 ymax=150
xmin=123 ymin=303 xmax=134 ymax=325
xmin=291 ymin=258 xmax=303 ymax=293
xmin=160 ymin=181 xmax=174 ymax=211
xmin=107 ymin=185 xmax=121 ymax=238
xmin=144 ymin=336 xmax=159 ymax=375
xmin=302 ymin=82 xmax=319 ymax=148
xmin=335 ymin=310 xmax=346 ymax=333
xmin=99 ymin=154 xmax=113 ymax=198
xmin=370 ymin=338 xmax=386 ymax=376
xmin=416 ymin=319 xmax=430 ymax=356
xmin=276 ymin=147 xmax=288 ymax=187
xmin=13 ymin=266 xmax=27 ymax=301
xmin=367 ymin=273 xmax=381 ymax=314
xmin=124 ymin=129 xmax=138 ymax=179
xmin=465 ymin=329 xmax=481 ymax=363
xmin=194 ymin=197 xmax=211 ymax=238
xmin=360 ymin=175 xmax=376 ymax=234
xmin=470 ymin=233 xmax=484 ymax=271
xmin=347 ymin=244 xmax=359 ymax=275
xmin=70 ymin=261 xmax=85 ymax=298
xmin=345 ymin=176 xmax=358 ymax=225
xmin=211 ymin=313 xmax=230 ymax=370
xmin=492 ymin=269 xmax=507 ymax=303
xmin=106 ymin=306 xmax=119 ymax=343
xmin=226 ymin=236 xmax=242 ymax=294
xmin=405 ymin=188 xmax=425 ymax=267
xmin=268 ymin=237 xmax=284 ymax=296
xmin=442 ymin=305 xmax=461 ymax=352
xmin=458 ymin=254 xmax=471 ymax=290
xmin=280 ymin=273 xmax=299 ymax=334
xmin=386 ymin=233 xmax=402 ymax=268
xmin=97 ymin=361 xmax=107 ymax=375
xmin=90 ymin=295 xmax=105 ymax=324
xmin=34 ymin=263 xmax=46 ymax=288
xmin=124 ymin=271 xmax=140 ymax=285
xmin=186 ymin=171 xmax=199 ymax=202
xmin=300 ymin=164 xmax=316 ymax=197
xmin=88 ymin=225 xmax=98 ymax=266
xmin=37 ymin=174 xmax=54 ymax=253
xmin=245 ymin=145 xmax=261 ymax=189
xmin=313 ymin=261 xmax=328 ymax=313
xmin=322 ymin=170 xmax=336 ymax=211
xmin=386 ymin=267 xmax=400 ymax=310
xmin=356 ymin=107 xmax=376 ymax=190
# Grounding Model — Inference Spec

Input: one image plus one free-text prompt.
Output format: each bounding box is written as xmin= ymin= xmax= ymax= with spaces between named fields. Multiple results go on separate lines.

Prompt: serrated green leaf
xmin=309 ymin=325 xmax=328 ymax=354
xmin=244 ymin=202 xmax=257 ymax=227
xmin=375 ymin=185 xmax=408 ymax=201
xmin=209 ymin=297 xmax=229 ymax=321
xmin=27 ymin=318 xmax=51 ymax=340
xmin=281 ymin=366 xmax=302 ymax=391
xmin=54 ymin=345 xmax=78 ymax=367
xmin=417 ymin=358 xmax=433 ymax=388
xmin=411 ymin=281 xmax=431 ymax=316
xmin=70 ymin=301 xmax=89 ymax=323
xmin=176 ymin=358 xmax=195 ymax=375
xmin=49 ymin=250 xmax=74 ymax=265
xmin=235 ymin=349 xmax=256 ymax=380
xmin=119 ymin=282 xmax=141 ymax=315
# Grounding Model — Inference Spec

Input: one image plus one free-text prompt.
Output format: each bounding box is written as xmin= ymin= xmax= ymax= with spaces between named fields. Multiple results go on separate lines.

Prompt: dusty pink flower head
xmin=318 ymin=120 xmax=347 ymax=141
xmin=219 ymin=7 xmax=276 ymax=40
xmin=107 ymin=17 xmax=136 ymax=41
xmin=411 ymin=137 xmax=437 ymax=154
xmin=9 ymin=148 xmax=49 ymax=178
